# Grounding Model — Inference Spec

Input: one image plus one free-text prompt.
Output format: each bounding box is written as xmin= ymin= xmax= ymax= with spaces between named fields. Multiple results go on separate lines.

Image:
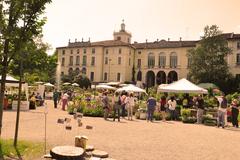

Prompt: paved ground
xmin=2 ymin=100 xmax=240 ymax=160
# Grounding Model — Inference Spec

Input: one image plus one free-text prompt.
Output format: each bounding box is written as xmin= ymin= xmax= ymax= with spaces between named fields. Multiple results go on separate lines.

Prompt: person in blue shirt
xmin=147 ymin=95 xmax=157 ymax=122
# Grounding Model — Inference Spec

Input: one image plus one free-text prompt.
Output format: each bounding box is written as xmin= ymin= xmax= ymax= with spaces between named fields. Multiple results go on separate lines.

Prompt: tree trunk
xmin=0 ymin=39 xmax=9 ymax=135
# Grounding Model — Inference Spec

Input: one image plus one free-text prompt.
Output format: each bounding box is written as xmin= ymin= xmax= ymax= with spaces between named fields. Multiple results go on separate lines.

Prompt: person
xmin=231 ymin=99 xmax=239 ymax=128
xmin=112 ymin=92 xmax=121 ymax=122
xmin=127 ymin=93 xmax=135 ymax=121
xmin=102 ymin=92 xmax=110 ymax=120
xmin=121 ymin=91 xmax=127 ymax=118
xmin=35 ymin=92 xmax=43 ymax=106
xmin=168 ymin=96 xmax=177 ymax=120
xmin=160 ymin=95 xmax=167 ymax=121
xmin=53 ymin=90 xmax=59 ymax=109
xmin=3 ymin=95 xmax=8 ymax=110
xmin=61 ymin=93 xmax=69 ymax=111
xmin=216 ymin=94 xmax=228 ymax=128
xmin=147 ymin=95 xmax=156 ymax=122
xmin=196 ymin=95 xmax=204 ymax=124
xmin=29 ymin=92 xmax=36 ymax=109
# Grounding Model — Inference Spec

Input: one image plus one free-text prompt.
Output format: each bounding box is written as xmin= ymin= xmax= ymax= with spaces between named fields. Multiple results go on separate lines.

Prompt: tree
xmin=74 ymin=74 xmax=91 ymax=89
xmin=0 ymin=0 xmax=51 ymax=135
xmin=8 ymin=41 xmax=57 ymax=84
xmin=187 ymin=25 xmax=233 ymax=93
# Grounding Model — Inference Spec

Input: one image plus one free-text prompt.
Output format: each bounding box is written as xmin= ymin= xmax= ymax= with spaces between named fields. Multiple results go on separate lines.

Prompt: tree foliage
xmin=0 ymin=0 xmax=51 ymax=134
xmin=187 ymin=25 xmax=234 ymax=93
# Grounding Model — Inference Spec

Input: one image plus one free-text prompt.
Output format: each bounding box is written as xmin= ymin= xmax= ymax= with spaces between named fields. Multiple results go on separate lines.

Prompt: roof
xmin=218 ymin=33 xmax=240 ymax=40
xmin=132 ymin=40 xmax=197 ymax=49
xmin=57 ymin=40 xmax=132 ymax=49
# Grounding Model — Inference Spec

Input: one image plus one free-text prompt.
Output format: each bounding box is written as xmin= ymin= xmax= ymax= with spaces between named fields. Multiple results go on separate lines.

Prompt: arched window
xmin=159 ymin=52 xmax=166 ymax=68
xmin=75 ymin=68 xmax=80 ymax=75
xmin=82 ymin=67 xmax=86 ymax=75
xmin=68 ymin=68 xmax=73 ymax=75
xmin=148 ymin=53 xmax=155 ymax=68
xmin=170 ymin=52 xmax=177 ymax=68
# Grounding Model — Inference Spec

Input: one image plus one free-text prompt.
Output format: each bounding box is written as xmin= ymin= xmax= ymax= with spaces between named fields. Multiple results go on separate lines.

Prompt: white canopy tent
xmin=96 ymin=84 xmax=117 ymax=90
xmin=72 ymin=83 xmax=79 ymax=87
xmin=44 ymin=82 xmax=54 ymax=87
xmin=158 ymin=78 xmax=208 ymax=94
xmin=115 ymin=84 xmax=146 ymax=93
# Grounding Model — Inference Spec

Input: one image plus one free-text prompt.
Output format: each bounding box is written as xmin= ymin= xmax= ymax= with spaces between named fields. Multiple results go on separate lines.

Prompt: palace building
xmin=56 ymin=21 xmax=240 ymax=87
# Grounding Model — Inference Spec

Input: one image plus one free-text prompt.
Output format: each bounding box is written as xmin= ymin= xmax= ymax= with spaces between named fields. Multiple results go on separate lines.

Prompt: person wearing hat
xmin=231 ymin=99 xmax=239 ymax=128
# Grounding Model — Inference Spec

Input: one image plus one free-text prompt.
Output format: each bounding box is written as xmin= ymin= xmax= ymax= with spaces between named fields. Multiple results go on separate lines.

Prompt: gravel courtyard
xmin=2 ymin=100 xmax=240 ymax=160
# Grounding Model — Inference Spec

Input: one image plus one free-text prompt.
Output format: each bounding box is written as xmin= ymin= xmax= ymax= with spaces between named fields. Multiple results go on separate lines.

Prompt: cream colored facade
xmin=56 ymin=22 xmax=240 ymax=87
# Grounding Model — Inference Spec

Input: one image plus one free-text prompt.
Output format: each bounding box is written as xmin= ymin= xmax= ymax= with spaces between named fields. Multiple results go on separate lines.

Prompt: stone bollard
xmin=75 ymin=135 xmax=88 ymax=150
xmin=86 ymin=125 xmax=93 ymax=129
xmin=77 ymin=118 xmax=83 ymax=127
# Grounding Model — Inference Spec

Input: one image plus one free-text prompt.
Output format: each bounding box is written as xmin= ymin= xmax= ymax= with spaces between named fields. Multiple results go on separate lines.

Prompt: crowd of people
xmin=98 ymin=91 xmax=239 ymax=128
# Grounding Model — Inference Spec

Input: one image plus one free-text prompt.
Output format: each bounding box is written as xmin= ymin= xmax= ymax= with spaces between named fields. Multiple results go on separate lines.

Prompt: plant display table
xmin=50 ymin=145 xmax=84 ymax=160
xmin=12 ymin=100 xmax=29 ymax=111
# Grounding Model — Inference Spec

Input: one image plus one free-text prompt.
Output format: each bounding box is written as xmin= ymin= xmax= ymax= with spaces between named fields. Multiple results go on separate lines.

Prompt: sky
xmin=42 ymin=0 xmax=240 ymax=54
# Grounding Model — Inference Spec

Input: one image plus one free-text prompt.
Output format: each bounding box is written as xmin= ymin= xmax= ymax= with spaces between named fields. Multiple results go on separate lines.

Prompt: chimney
xmin=75 ymin=38 xmax=77 ymax=42
xmin=82 ymin=38 xmax=83 ymax=42
xmin=68 ymin=39 xmax=71 ymax=44
xmin=179 ymin=37 xmax=182 ymax=41
xmin=168 ymin=38 xmax=170 ymax=41
xmin=88 ymin=37 xmax=90 ymax=42
xmin=157 ymin=39 xmax=159 ymax=42
xmin=231 ymin=32 xmax=234 ymax=38
xmin=146 ymin=39 xmax=148 ymax=43
xmin=134 ymin=41 xmax=138 ymax=44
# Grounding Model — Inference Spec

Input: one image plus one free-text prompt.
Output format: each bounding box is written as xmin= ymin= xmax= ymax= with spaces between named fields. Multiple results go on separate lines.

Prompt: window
xmin=76 ymin=56 xmax=80 ymax=65
xmin=119 ymin=48 xmax=122 ymax=54
xmin=237 ymin=53 xmax=240 ymax=65
xmin=62 ymin=50 xmax=65 ymax=55
xmin=91 ymin=57 xmax=95 ymax=66
xmin=117 ymin=73 xmax=121 ymax=81
xmin=128 ymin=38 xmax=130 ymax=43
xmin=104 ymin=72 xmax=108 ymax=81
xmin=170 ymin=52 xmax=178 ymax=68
xmin=69 ymin=56 xmax=73 ymax=66
xmin=82 ymin=67 xmax=86 ymax=74
xmin=70 ymin=50 xmax=73 ymax=54
xmin=237 ymin=41 xmax=240 ymax=49
xmin=83 ymin=55 xmax=87 ymax=66
xmin=77 ymin=49 xmax=79 ymax=54
xmin=148 ymin=53 xmax=155 ymax=68
xmin=138 ymin=51 xmax=141 ymax=55
xmin=90 ymin=72 xmax=94 ymax=81
xmin=118 ymin=57 xmax=121 ymax=65
xmin=129 ymin=58 xmax=131 ymax=66
xmin=105 ymin=57 xmax=108 ymax=64
xmin=61 ymin=72 xmax=64 ymax=76
xmin=83 ymin=48 xmax=86 ymax=54
xmin=137 ymin=59 xmax=141 ymax=68
xmin=117 ymin=36 xmax=121 ymax=40
xmin=61 ymin=57 xmax=65 ymax=66
xmin=92 ymin=48 xmax=95 ymax=54
xmin=106 ymin=49 xmax=108 ymax=55
xmin=68 ymin=68 xmax=73 ymax=75
xmin=159 ymin=52 xmax=166 ymax=68
xmin=187 ymin=57 xmax=192 ymax=68
xmin=75 ymin=68 xmax=80 ymax=75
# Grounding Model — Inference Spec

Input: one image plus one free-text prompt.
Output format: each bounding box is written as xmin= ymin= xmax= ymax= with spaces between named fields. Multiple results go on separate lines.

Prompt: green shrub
xmin=182 ymin=117 xmax=197 ymax=123
xmin=153 ymin=112 xmax=162 ymax=121
xmin=83 ymin=105 xmax=104 ymax=117
xmin=181 ymin=108 xmax=191 ymax=118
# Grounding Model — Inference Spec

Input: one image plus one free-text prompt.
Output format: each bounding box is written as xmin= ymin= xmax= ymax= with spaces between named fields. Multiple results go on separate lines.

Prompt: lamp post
xmin=108 ymin=59 xmax=112 ymax=82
